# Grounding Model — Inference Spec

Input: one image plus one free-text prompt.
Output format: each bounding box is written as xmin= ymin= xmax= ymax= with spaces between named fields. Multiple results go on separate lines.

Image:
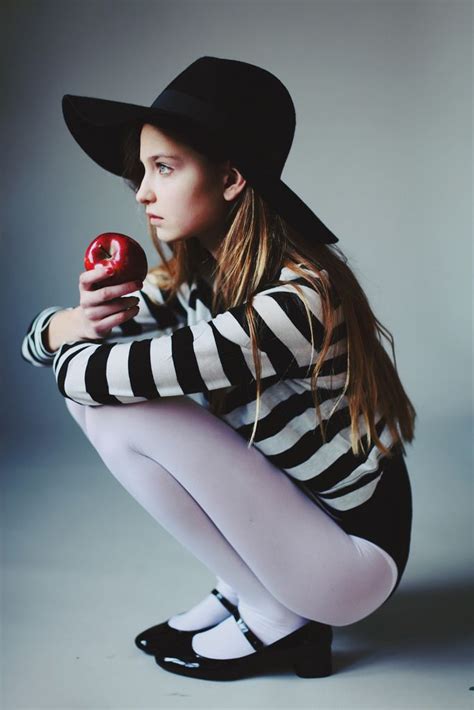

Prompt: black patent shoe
xmin=134 ymin=588 xmax=237 ymax=656
xmin=153 ymin=609 xmax=333 ymax=681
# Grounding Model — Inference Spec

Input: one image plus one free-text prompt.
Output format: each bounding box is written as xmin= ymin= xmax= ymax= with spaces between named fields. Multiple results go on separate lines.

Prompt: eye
xmin=155 ymin=162 xmax=172 ymax=175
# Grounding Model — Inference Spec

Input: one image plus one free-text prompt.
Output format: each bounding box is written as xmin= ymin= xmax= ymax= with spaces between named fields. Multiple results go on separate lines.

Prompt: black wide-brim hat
xmin=62 ymin=56 xmax=339 ymax=244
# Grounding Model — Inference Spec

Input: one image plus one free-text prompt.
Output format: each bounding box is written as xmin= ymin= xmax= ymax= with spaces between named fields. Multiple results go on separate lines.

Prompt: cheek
xmin=177 ymin=183 xmax=220 ymax=225
xmin=166 ymin=178 xmax=198 ymax=211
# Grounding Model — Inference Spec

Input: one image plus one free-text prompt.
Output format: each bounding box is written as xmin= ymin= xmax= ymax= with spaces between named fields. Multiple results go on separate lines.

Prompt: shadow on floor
xmin=332 ymin=575 xmax=473 ymax=673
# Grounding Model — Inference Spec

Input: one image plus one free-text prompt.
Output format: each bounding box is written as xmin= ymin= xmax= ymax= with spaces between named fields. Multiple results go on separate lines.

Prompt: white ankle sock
xmin=191 ymin=599 xmax=308 ymax=659
xmin=167 ymin=578 xmax=239 ymax=631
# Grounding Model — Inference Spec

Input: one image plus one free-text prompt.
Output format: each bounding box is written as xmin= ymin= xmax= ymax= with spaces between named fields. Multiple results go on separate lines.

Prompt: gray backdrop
xmin=2 ymin=1 xmax=472 ymax=709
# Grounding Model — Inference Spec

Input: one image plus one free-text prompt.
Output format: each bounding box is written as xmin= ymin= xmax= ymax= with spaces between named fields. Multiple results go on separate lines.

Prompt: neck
xmin=198 ymin=253 xmax=217 ymax=285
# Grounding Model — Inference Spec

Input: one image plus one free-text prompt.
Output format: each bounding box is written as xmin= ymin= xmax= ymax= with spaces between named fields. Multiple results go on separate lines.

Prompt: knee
xmin=85 ymin=402 xmax=168 ymax=467
xmin=84 ymin=405 xmax=132 ymax=455
xmin=65 ymin=399 xmax=88 ymax=435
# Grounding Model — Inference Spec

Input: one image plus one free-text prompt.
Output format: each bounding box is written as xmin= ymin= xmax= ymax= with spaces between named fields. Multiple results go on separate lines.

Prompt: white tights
xmin=65 ymin=395 xmax=398 ymax=628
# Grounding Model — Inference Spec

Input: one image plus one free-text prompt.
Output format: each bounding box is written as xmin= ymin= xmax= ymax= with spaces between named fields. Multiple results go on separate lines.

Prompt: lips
xmin=147 ymin=213 xmax=163 ymax=219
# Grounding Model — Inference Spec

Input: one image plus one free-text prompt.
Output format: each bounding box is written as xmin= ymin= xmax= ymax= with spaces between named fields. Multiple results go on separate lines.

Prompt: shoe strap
xmin=210 ymin=588 xmax=237 ymax=614
xmin=230 ymin=608 xmax=265 ymax=651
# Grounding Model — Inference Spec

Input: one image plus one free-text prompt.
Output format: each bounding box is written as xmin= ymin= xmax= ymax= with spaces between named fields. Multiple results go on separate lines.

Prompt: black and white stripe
xmin=21 ymin=306 xmax=70 ymax=366
xmin=21 ymin=266 xmax=396 ymax=512
xmin=20 ymin=277 xmax=189 ymax=367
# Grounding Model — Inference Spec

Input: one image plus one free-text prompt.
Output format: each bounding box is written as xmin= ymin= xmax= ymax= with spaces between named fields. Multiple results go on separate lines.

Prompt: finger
xmin=89 ymin=304 xmax=140 ymax=337
xmin=83 ymin=296 xmax=140 ymax=321
xmin=80 ymin=265 xmax=114 ymax=291
xmin=81 ymin=280 xmax=143 ymax=308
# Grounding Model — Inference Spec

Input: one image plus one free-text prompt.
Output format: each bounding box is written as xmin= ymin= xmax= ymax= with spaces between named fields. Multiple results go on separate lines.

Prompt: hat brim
xmin=62 ymin=94 xmax=339 ymax=244
xmin=249 ymin=172 xmax=339 ymax=245
xmin=62 ymin=94 xmax=209 ymax=177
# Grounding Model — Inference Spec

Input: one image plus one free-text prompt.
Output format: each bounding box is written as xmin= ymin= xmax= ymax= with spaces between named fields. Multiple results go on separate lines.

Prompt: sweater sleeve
xmin=20 ymin=276 xmax=189 ymax=368
xmin=21 ymin=306 xmax=75 ymax=367
xmin=52 ymin=281 xmax=331 ymax=406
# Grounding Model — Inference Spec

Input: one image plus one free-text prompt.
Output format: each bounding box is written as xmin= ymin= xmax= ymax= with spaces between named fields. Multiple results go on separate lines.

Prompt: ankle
xmin=214 ymin=578 xmax=239 ymax=606
xmin=167 ymin=589 xmax=233 ymax=631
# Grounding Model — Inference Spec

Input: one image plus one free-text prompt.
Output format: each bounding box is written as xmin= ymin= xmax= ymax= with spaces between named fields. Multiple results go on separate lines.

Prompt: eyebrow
xmin=140 ymin=154 xmax=183 ymax=164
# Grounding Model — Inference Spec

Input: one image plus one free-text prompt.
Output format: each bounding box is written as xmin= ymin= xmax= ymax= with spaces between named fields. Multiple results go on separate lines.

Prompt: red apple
xmin=84 ymin=232 xmax=148 ymax=287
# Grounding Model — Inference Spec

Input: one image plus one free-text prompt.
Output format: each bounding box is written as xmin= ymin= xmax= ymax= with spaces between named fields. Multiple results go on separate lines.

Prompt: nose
xmin=135 ymin=176 xmax=155 ymax=205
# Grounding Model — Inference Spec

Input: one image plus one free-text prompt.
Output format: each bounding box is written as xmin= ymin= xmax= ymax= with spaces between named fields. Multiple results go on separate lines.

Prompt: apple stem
xmin=100 ymin=246 xmax=112 ymax=259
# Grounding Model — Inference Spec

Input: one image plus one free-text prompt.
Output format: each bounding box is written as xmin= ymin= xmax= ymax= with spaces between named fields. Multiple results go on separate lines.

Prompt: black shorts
xmin=292 ymin=449 xmax=413 ymax=600
xmin=326 ymin=451 xmax=413 ymax=599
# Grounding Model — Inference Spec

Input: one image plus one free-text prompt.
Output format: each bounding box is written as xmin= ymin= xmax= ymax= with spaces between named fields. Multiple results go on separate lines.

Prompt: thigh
xmin=84 ymin=396 xmax=397 ymax=625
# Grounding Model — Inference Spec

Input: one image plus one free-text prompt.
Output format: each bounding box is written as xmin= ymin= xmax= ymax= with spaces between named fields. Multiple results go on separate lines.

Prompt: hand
xmin=75 ymin=264 xmax=143 ymax=340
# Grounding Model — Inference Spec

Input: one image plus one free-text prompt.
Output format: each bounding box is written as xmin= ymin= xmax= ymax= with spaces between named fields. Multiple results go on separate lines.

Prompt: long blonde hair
xmin=121 ymin=120 xmax=416 ymax=458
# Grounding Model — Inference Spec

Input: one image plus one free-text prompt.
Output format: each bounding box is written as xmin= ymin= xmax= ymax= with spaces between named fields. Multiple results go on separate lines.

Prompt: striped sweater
xmin=21 ymin=265 xmax=397 ymax=517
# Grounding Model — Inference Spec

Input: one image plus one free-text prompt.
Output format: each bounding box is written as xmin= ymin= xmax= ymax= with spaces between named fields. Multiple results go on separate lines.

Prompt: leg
xmin=83 ymin=396 xmax=397 ymax=628
xmin=66 ymin=399 xmax=88 ymax=435
xmin=66 ymin=398 xmax=240 ymax=628
xmin=65 ymin=398 xmax=296 ymax=626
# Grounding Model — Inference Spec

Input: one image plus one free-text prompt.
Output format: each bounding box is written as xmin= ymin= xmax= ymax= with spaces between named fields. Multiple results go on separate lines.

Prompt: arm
xmin=52 ymin=281 xmax=329 ymax=406
xmin=20 ymin=276 xmax=190 ymax=368
xmin=21 ymin=306 xmax=76 ymax=367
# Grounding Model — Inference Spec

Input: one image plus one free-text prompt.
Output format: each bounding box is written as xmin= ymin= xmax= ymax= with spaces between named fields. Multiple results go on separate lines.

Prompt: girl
xmin=21 ymin=56 xmax=415 ymax=681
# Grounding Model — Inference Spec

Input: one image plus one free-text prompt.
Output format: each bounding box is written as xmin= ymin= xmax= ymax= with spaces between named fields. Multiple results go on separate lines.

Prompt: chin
xmin=157 ymin=233 xmax=191 ymax=246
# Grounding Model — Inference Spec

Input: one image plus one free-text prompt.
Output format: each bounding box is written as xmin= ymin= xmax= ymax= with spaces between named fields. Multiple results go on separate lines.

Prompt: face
xmin=135 ymin=123 xmax=246 ymax=258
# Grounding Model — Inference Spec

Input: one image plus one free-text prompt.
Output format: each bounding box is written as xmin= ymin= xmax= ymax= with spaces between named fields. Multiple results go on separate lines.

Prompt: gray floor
xmin=2 ymin=415 xmax=473 ymax=710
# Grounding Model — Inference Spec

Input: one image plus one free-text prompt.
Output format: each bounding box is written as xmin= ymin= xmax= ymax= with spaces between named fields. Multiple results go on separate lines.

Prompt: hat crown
xmin=151 ymin=56 xmax=296 ymax=176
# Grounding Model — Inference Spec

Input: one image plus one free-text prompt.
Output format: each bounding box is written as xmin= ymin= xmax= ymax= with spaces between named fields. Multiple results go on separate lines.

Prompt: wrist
xmin=46 ymin=306 xmax=85 ymax=352
xmin=70 ymin=306 xmax=83 ymax=335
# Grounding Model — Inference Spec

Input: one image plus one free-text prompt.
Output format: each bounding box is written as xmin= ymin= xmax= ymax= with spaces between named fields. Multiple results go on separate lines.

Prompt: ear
xmin=222 ymin=161 xmax=246 ymax=201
